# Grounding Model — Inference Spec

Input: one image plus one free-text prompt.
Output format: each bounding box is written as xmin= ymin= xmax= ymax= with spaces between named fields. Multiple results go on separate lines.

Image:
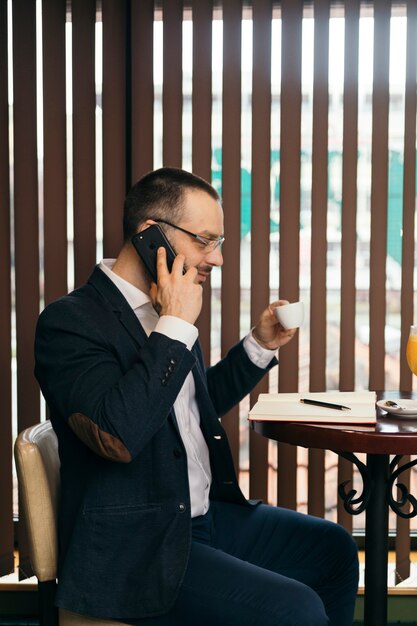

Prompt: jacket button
xmin=178 ymin=502 xmax=186 ymax=512
xmin=173 ymin=448 xmax=182 ymax=458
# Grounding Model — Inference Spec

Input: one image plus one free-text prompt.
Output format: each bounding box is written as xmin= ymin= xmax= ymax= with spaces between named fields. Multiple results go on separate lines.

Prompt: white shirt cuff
xmin=154 ymin=315 xmax=198 ymax=351
xmin=243 ymin=332 xmax=278 ymax=369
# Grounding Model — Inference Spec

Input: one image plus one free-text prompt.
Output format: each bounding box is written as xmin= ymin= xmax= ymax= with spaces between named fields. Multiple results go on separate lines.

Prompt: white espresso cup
xmin=274 ymin=301 xmax=305 ymax=330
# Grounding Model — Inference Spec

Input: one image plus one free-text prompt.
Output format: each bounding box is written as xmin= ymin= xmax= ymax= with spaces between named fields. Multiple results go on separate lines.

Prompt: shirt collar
xmin=99 ymin=259 xmax=151 ymax=311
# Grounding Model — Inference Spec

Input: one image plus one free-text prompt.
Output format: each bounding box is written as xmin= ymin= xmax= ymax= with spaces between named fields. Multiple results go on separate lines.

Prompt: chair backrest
xmin=15 ymin=422 xmax=128 ymax=626
xmin=14 ymin=420 xmax=60 ymax=583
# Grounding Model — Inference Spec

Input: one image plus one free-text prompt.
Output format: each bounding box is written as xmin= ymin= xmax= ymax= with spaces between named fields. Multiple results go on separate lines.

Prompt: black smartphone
xmin=131 ymin=224 xmax=177 ymax=283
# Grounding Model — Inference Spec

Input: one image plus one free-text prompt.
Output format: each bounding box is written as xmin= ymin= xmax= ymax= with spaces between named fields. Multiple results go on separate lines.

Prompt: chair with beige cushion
xmin=14 ymin=420 xmax=127 ymax=626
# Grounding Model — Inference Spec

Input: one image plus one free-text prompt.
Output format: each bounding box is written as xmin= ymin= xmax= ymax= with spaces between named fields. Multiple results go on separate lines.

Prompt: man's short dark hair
xmin=123 ymin=167 xmax=221 ymax=242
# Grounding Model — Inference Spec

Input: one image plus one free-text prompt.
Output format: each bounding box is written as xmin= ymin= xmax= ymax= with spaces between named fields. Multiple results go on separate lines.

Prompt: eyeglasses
xmin=154 ymin=219 xmax=225 ymax=251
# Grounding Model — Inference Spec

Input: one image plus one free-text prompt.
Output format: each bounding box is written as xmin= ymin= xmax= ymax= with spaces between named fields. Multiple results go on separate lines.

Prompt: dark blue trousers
xmin=128 ymin=501 xmax=359 ymax=626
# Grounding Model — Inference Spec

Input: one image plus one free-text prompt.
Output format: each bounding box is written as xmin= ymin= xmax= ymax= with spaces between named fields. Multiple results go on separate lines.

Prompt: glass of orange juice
xmin=406 ymin=326 xmax=417 ymax=376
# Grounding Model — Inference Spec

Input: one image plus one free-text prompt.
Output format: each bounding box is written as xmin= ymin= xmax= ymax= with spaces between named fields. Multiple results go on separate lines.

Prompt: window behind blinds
xmin=1 ymin=0 xmax=416 ymax=586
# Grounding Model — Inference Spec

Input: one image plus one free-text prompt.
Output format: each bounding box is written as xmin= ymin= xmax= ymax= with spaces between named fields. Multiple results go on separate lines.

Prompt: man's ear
xmin=137 ymin=219 xmax=157 ymax=234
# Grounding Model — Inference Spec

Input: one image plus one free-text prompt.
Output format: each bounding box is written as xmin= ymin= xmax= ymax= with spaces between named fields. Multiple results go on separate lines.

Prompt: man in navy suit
xmin=35 ymin=168 xmax=358 ymax=625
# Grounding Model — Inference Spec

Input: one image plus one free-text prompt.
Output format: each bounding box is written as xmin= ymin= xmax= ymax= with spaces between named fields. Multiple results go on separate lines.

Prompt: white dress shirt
xmin=99 ymin=259 xmax=276 ymax=517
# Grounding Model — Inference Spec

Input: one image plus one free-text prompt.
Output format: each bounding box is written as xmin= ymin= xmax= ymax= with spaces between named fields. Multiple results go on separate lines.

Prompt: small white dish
xmin=376 ymin=399 xmax=417 ymax=418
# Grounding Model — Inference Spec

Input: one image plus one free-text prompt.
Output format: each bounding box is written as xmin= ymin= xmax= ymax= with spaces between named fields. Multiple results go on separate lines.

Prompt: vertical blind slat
xmin=308 ymin=0 xmax=330 ymax=519
xmin=131 ymin=0 xmax=154 ymax=181
xmin=13 ymin=0 xmax=40 ymax=579
xmin=395 ymin=0 xmax=417 ymax=583
xmin=72 ymin=0 xmax=97 ymax=288
xmin=102 ymin=0 xmax=126 ymax=258
xmin=278 ymin=0 xmax=302 ymax=393
xmin=220 ymin=0 xmax=242 ymax=472
xmin=191 ymin=0 xmax=212 ymax=184
xmin=192 ymin=0 xmax=213 ymax=364
xmin=277 ymin=0 xmax=303 ymax=510
xmin=337 ymin=0 xmax=360 ymax=526
xmin=399 ymin=0 xmax=417 ymax=392
xmin=249 ymin=0 xmax=272 ymax=502
xmin=43 ymin=0 xmax=68 ymax=305
xmin=308 ymin=449 xmax=325 ymax=517
xmin=163 ymin=0 xmax=182 ymax=167
xmin=369 ymin=0 xmax=391 ymax=391
xmin=309 ymin=0 xmax=330 ymax=394
xmin=13 ymin=0 xmax=40 ymax=432
xmin=0 ymin=0 xmax=14 ymax=577
xmin=277 ymin=443 xmax=297 ymax=510
xmin=340 ymin=0 xmax=360 ymax=392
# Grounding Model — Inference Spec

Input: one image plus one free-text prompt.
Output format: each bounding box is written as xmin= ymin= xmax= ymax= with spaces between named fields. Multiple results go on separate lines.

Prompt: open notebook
xmin=248 ymin=391 xmax=377 ymax=424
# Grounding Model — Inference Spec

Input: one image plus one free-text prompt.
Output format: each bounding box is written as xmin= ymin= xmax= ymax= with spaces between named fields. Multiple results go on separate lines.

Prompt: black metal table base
xmin=337 ymin=452 xmax=417 ymax=626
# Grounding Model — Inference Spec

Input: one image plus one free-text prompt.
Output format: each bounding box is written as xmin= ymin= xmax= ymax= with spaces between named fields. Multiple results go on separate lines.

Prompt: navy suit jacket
xmin=34 ymin=266 xmax=277 ymax=619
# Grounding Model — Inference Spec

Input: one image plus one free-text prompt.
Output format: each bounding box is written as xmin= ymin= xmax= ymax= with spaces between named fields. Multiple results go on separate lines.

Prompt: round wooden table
xmin=251 ymin=392 xmax=417 ymax=626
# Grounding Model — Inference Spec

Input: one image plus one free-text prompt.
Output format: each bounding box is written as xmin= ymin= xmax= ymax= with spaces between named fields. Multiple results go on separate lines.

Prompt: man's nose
xmin=205 ymin=245 xmax=223 ymax=266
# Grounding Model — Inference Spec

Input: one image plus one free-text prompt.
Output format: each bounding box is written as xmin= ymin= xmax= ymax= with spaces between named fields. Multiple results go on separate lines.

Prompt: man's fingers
xmin=156 ymin=247 xmax=197 ymax=282
xmin=162 ymin=251 xmax=198 ymax=281
xmin=153 ymin=249 xmax=203 ymax=324
xmin=269 ymin=299 xmax=289 ymax=311
xmin=156 ymin=246 xmax=170 ymax=279
xmin=171 ymin=253 xmax=186 ymax=276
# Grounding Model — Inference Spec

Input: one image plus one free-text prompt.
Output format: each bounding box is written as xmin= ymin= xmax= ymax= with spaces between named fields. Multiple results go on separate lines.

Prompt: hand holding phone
xmin=154 ymin=248 xmax=202 ymax=324
xmin=132 ymin=224 xmax=203 ymax=324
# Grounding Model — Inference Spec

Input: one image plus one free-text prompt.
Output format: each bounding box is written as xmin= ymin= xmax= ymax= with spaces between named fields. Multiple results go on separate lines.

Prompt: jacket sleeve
xmin=34 ymin=297 xmax=196 ymax=463
xmin=205 ymin=340 xmax=278 ymax=417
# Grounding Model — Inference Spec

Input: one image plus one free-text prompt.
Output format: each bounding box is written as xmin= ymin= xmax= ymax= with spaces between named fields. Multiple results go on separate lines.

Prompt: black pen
xmin=300 ymin=398 xmax=351 ymax=411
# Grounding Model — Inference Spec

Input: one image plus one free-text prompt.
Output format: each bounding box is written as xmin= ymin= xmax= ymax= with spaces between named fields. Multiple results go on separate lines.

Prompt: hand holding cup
xmin=274 ymin=301 xmax=305 ymax=330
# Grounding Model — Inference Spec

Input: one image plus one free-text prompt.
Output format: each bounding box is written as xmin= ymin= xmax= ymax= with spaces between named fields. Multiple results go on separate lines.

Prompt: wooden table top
xmin=251 ymin=392 xmax=417 ymax=455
